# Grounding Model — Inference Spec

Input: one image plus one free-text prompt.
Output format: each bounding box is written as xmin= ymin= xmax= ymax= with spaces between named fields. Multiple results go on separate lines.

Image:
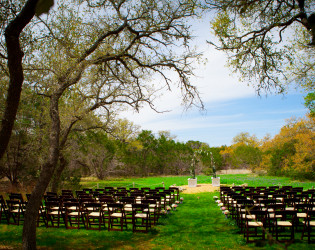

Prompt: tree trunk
xmin=22 ymin=94 xmax=61 ymax=250
xmin=0 ymin=0 xmax=38 ymax=160
xmin=51 ymin=153 xmax=68 ymax=193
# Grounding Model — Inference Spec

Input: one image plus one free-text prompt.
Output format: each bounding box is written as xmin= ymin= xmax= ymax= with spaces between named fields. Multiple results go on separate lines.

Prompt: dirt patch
xmin=179 ymin=184 xmax=219 ymax=194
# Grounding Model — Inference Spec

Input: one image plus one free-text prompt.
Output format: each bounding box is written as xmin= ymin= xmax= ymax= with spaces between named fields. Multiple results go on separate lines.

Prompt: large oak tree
xmin=1 ymin=0 xmax=204 ymax=249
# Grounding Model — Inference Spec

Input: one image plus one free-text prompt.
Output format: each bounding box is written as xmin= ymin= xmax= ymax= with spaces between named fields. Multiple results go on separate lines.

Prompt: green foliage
xmin=221 ymin=132 xmax=262 ymax=170
xmin=75 ymin=130 xmax=117 ymax=179
xmin=208 ymin=0 xmax=315 ymax=94
xmin=268 ymin=140 xmax=297 ymax=176
xmin=259 ymin=117 xmax=315 ymax=181
xmin=305 ymin=92 xmax=315 ymax=117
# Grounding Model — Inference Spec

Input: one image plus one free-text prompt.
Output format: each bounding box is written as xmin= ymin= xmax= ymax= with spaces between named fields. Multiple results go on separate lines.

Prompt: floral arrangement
xmin=172 ymin=204 xmax=178 ymax=208
xmin=224 ymin=210 xmax=230 ymax=218
xmin=220 ymin=206 xmax=226 ymax=211
xmin=175 ymin=200 xmax=180 ymax=204
xmin=180 ymin=197 xmax=184 ymax=201
xmin=213 ymin=196 xmax=218 ymax=201
xmin=166 ymin=206 xmax=171 ymax=211
xmin=215 ymin=200 xmax=221 ymax=204
xmin=218 ymin=203 xmax=223 ymax=207
xmin=160 ymin=209 xmax=167 ymax=215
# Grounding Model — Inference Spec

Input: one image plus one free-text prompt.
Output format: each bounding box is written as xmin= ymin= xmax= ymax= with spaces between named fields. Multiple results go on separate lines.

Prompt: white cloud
xmin=120 ymin=45 xmax=257 ymax=126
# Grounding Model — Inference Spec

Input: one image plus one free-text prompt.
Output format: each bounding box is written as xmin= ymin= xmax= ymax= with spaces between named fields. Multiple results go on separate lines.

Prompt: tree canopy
xmin=207 ymin=0 xmax=315 ymax=94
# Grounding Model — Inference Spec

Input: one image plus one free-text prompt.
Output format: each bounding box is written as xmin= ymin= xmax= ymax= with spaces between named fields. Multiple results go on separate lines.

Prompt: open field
xmin=79 ymin=174 xmax=315 ymax=191
xmin=0 ymin=174 xmax=314 ymax=249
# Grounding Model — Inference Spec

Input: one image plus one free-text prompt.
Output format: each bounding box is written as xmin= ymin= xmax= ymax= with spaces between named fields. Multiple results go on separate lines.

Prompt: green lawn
xmin=0 ymin=175 xmax=314 ymax=249
xmin=80 ymin=174 xmax=315 ymax=190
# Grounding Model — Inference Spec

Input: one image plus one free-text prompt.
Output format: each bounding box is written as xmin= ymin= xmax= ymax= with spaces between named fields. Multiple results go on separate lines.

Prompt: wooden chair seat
xmin=111 ymin=212 xmax=124 ymax=217
xmin=135 ymin=213 xmax=147 ymax=219
xmin=297 ymin=212 xmax=307 ymax=218
xmin=277 ymin=221 xmax=292 ymax=227
xmin=242 ymin=214 xmax=256 ymax=220
xmin=248 ymin=221 xmax=263 ymax=227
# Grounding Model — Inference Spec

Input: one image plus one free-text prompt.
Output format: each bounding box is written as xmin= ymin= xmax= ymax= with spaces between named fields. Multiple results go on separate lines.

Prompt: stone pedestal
xmin=188 ymin=178 xmax=197 ymax=187
xmin=211 ymin=177 xmax=220 ymax=187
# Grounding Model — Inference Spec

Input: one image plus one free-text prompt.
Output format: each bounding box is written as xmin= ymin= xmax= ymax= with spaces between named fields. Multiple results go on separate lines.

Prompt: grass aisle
xmin=150 ymin=192 xmax=249 ymax=250
xmin=150 ymin=192 xmax=315 ymax=250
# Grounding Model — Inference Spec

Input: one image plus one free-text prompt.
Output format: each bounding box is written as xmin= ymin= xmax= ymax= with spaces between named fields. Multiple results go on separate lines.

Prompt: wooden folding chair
xmin=0 ymin=195 xmax=9 ymax=224
xmin=107 ymin=203 xmax=127 ymax=231
xmin=142 ymin=199 xmax=159 ymax=225
xmin=9 ymin=193 xmax=24 ymax=202
xmin=132 ymin=203 xmax=151 ymax=233
xmin=64 ymin=201 xmax=84 ymax=229
xmin=238 ymin=204 xmax=258 ymax=233
xmin=45 ymin=200 xmax=63 ymax=228
xmin=119 ymin=197 xmax=135 ymax=225
xmin=236 ymin=200 xmax=255 ymax=231
xmin=272 ymin=210 xmax=296 ymax=243
xmin=301 ymin=210 xmax=315 ymax=243
xmin=6 ymin=199 xmax=26 ymax=225
xmin=295 ymin=203 xmax=309 ymax=231
xmin=169 ymin=187 xmax=180 ymax=201
xmin=245 ymin=209 xmax=267 ymax=243
xmin=84 ymin=202 xmax=105 ymax=230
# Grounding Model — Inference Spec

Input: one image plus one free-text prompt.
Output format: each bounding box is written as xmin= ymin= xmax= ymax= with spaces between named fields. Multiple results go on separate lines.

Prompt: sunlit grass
xmin=80 ymin=174 xmax=315 ymax=190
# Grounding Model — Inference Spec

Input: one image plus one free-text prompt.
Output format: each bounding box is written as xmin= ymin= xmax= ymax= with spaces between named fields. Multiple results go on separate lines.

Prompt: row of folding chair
xmin=220 ymin=186 xmax=315 ymax=244
xmin=45 ymin=196 xmax=162 ymax=232
xmin=0 ymin=186 xmax=180 ymax=230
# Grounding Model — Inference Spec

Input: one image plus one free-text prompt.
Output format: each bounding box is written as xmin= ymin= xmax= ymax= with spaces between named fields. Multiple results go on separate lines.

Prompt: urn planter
xmin=188 ymin=178 xmax=197 ymax=187
xmin=211 ymin=177 xmax=220 ymax=187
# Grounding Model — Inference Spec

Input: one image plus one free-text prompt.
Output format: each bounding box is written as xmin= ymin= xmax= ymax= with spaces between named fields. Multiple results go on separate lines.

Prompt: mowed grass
xmin=80 ymin=174 xmax=315 ymax=190
xmin=0 ymin=175 xmax=314 ymax=249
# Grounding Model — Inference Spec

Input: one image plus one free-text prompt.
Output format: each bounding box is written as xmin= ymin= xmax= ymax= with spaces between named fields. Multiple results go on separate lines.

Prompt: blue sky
xmin=121 ymin=92 xmax=307 ymax=147
xmin=171 ymin=94 xmax=307 ymax=146
xmin=120 ymin=15 xmax=309 ymax=147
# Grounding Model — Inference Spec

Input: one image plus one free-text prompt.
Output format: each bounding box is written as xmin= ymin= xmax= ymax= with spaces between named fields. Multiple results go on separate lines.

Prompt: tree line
xmin=221 ymin=115 xmax=315 ymax=181
xmin=1 ymin=93 xmax=314 ymax=192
